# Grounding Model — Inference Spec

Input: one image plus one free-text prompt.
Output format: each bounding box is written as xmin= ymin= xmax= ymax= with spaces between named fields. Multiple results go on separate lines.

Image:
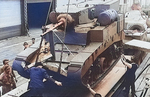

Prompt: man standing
xmin=1 ymin=59 xmax=17 ymax=82
xmin=0 ymin=65 xmax=16 ymax=95
xmin=121 ymin=54 xmax=138 ymax=97
xmin=27 ymin=62 xmax=62 ymax=96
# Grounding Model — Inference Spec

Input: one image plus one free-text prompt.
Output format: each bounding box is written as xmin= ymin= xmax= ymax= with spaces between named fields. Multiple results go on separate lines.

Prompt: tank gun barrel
xmin=41 ymin=21 xmax=64 ymax=36
xmin=41 ymin=13 xmax=74 ymax=36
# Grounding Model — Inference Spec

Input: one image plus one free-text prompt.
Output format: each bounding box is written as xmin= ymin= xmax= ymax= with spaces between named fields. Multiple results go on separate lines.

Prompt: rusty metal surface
xmin=81 ymin=30 xmax=124 ymax=78
xmin=93 ymin=58 xmax=127 ymax=97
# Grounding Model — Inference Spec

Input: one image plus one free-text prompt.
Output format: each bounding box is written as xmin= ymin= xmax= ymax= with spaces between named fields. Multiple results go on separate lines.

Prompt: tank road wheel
xmin=82 ymin=68 xmax=93 ymax=85
xmin=82 ymin=57 xmax=105 ymax=85
xmin=82 ymin=42 xmax=123 ymax=86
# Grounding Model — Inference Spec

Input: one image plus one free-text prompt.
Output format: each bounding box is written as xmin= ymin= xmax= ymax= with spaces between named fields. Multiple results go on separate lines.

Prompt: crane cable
xmin=45 ymin=0 xmax=54 ymax=26
xmin=58 ymin=0 xmax=72 ymax=73
xmin=47 ymin=0 xmax=74 ymax=56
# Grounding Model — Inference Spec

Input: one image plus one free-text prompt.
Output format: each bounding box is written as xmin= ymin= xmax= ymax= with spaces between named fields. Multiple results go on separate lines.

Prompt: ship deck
xmin=1 ymin=53 xmax=150 ymax=97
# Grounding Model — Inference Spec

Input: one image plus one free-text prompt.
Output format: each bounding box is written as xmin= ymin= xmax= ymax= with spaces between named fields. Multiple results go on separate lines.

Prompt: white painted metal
xmin=1 ymin=81 xmax=29 ymax=97
xmin=125 ymin=10 xmax=147 ymax=30
xmin=125 ymin=39 xmax=150 ymax=52
xmin=56 ymin=0 xmax=119 ymax=13
xmin=27 ymin=0 xmax=51 ymax=3
xmin=0 ymin=0 xmax=21 ymax=28
xmin=0 ymin=0 xmax=21 ymax=39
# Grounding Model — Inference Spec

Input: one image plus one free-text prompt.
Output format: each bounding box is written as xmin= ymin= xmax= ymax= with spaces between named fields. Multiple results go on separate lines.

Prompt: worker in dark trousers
xmin=121 ymin=54 xmax=138 ymax=97
xmin=27 ymin=62 xmax=62 ymax=97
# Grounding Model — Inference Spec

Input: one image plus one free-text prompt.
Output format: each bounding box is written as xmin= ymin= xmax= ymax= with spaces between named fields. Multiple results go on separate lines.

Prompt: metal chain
xmin=24 ymin=0 xmax=29 ymax=36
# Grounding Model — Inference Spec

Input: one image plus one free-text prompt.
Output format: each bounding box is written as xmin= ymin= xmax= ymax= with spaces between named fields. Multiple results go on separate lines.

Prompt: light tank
xmin=5 ymin=0 xmax=148 ymax=97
